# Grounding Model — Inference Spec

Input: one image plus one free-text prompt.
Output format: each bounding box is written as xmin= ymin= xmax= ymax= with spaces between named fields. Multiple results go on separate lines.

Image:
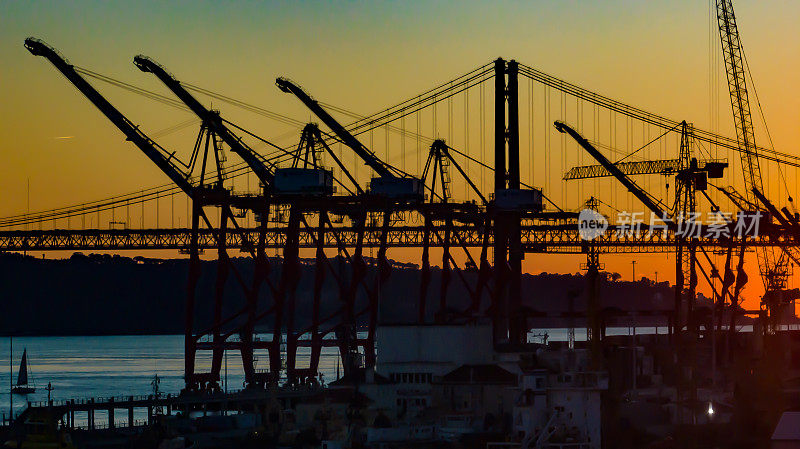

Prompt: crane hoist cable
xmin=319 ymin=61 xmax=494 ymax=131
xmin=614 ymin=122 xmax=682 ymax=165
xmin=75 ymin=67 xmax=190 ymax=112
xmin=181 ymin=62 xmax=494 ymax=142
xmin=2 ymin=71 xmax=468 ymax=224
xmin=182 ymin=82 xmax=306 ymax=128
xmin=517 ymin=63 xmax=800 ymax=168
xmin=319 ymin=69 xmax=494 ymax=137
xmin=342 ymin=73 xmax=495 ymax=139
xmin=555 ymin=120 xmax=672 ymax=223
xmin=740 ymin=49 xmax=792 ymax=201
xmin=75 ymin=59 xmax=800 ymax=171
xmin=149 ymin=118 xmax=201 ymax=139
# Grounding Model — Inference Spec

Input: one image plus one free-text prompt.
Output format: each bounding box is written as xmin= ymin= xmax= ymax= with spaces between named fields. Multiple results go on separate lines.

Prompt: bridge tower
xmin=492 ymin=58 xmax=525 ymax=346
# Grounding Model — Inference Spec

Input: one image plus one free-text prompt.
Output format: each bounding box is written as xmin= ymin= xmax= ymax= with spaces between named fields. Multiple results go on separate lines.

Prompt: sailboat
xmin=11 ymin=348 xmax=36 ymax=395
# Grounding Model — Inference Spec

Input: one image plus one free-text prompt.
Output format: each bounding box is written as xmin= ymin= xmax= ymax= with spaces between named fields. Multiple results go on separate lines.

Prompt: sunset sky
xmin=2 ymin=1 xmax=799 ymax=308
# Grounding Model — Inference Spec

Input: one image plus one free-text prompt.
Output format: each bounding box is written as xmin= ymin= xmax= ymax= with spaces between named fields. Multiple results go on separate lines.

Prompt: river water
xmin=0 ymin=325 xmax=759 ymax=425
xmin=0 ymin=335 xmax=342 ymax=424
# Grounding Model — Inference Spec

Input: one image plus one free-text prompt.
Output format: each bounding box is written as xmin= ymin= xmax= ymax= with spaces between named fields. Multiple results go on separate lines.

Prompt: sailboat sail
xmin=17 ymin=349 xmax=28 ymax=386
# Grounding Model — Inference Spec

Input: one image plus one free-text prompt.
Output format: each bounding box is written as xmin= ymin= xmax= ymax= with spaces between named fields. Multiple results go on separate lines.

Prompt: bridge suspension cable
xmin=12 ymin=56 xmax=797 ymax=230
xmin=517 ymin=63 xmax=800 ymax=168
xmin=2 ymin=63 xmax=497 ymax=228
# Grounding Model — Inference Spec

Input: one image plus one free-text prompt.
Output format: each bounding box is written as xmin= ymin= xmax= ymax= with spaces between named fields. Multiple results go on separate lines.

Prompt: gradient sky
xmin=2 ymin=1 xmax=799 ymax=308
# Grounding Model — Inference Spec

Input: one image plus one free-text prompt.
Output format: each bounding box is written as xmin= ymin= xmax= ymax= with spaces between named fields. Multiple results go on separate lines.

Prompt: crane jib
xmin=275 ymin=77 xmax=394 ymax=180
xmin=24 ymin=38 xmax=194 ymax=197
xmin=133 ymin=55 xmax=274 ymax=186
xmin=554 ymin=120 xmax=673 ymax=229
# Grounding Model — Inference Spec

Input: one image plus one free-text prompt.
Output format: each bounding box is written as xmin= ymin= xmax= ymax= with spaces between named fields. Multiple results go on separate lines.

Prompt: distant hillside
xmin=0 ymin=252 xmax=676 ymax=336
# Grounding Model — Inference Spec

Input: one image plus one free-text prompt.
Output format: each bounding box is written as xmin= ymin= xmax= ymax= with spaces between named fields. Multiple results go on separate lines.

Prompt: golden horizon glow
xmin=2 ymin=1 xmax=799 ymax=309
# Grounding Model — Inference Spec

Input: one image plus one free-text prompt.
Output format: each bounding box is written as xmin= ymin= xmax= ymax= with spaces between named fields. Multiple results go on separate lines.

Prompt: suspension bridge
xmin=7 ymin=1 xmax=800 ymax=398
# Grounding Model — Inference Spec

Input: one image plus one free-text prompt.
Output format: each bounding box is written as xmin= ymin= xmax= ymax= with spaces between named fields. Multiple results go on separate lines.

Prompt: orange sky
xmin=1 ymin=1 xmax=799 ymax=309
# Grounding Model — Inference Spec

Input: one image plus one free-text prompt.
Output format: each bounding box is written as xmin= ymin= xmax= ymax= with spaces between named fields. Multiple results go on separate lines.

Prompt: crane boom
xmin=134 ymin=56 xmax=274 ymax=185
xmin=716 ymin=0 xmax=785 ymax=299
xmin=275 ymin=78 xmax=394 ymax=179
xmin=564 ymin=158 xmax=726 ymax=181
xmin=564 ymin=159 xmax=681 ymax=180
xmin=555 ymin=121 xmax=673 ymax=227
xmin=24 ymin=38 xmax=194 ymax=196
xmin=716 ymin=0 xmax=763 ymax=197
xmin=714 ymin=185 xmax=760 ymax=212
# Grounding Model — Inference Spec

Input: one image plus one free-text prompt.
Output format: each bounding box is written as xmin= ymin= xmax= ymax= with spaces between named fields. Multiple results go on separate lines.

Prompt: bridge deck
xmin=0 ymin=225 xmax=785 ymax=253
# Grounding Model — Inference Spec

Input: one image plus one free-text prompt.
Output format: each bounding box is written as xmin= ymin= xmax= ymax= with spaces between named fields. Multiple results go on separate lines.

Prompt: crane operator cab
xmin=494 ymin=188 xmax=544 ymax=212
xmin=273 ymin=167 xmax=334 ymax=196
xmin=368 ymin=176 xmax=424 ymax=201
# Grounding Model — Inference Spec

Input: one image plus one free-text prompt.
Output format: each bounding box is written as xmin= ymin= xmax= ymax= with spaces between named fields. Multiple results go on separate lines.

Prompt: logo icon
xmin=578 ymin=209 xmax=608 ymax=241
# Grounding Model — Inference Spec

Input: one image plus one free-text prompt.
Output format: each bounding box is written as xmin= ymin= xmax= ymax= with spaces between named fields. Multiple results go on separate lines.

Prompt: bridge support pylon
xmin=492 ymin=58 xmax=525 ymax=346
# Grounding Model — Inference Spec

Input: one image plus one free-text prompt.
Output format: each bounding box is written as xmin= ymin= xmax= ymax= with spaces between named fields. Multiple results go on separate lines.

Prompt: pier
xmin=12 ymin=387 xmax=321 ymax=431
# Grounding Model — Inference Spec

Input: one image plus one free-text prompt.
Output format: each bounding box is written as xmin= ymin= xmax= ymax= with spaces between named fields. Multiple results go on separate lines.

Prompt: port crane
xmin=136 ymin=56 xmax=409 ymax=385
xmin=715 ymin=0 xmax=792 ymax=330
xmin=560 ymin=123 xmax=731 ymax=330
xmin=24 ymin=39 xmax=195 ymax=197
xmin=275 ymin=78 xmax=395 ymax=180
xmin=556 ymin=120 xmax=684 ymax=368
xmin=558 ymin=0 xmax=800 ymax=410
xmin=133 ymin=55 xmax=308 ymax=387
xmin=133 ymin=56 xmax=276 ymax=186
xmin=27 ymin=38 xmax=380 ymax=388
xmin=275 ymin=77 xmax=427 ymax=376
xmin=24 ymin=38 xmax=274 ymax=393
xmin=275 ymin=77 xmax=424 ymax=199
xmin=555 ymin=120 xmax=732 ymax=407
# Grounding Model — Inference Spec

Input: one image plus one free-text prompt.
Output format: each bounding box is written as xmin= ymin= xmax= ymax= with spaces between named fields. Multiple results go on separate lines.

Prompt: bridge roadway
xmin=0 ymin=224 xmax=788 ymax=253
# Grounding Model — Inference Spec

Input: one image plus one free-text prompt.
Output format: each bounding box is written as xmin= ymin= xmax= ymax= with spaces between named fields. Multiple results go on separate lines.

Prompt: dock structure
xmin=16 ymin=387 xmax=321 ymax=431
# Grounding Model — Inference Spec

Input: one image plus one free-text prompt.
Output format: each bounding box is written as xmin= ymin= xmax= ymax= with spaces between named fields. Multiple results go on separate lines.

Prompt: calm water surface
xmin=1 ymin=335 xmax=341 ymax=423
xmin=2 ymin=325 xmax=770 ymax=424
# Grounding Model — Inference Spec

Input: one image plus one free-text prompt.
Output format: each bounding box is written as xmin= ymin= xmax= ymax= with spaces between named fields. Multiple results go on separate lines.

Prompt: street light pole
xmin=9 ymin=336 xmax=12 ymax=423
